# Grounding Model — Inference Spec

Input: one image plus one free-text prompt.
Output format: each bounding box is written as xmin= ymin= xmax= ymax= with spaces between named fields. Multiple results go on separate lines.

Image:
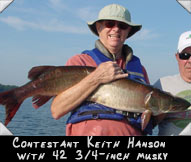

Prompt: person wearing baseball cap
xmin=51 ymin=4 xmax=152 ymax=136
xmin=154 ymin=31 xmax=191 ymax=136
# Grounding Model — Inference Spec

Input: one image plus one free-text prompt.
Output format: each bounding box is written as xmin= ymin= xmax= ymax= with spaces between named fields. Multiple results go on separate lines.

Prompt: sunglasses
xmin=179 ymin=53 xmax=191 ymax=60
xmin=104 ymin=20 xmax=129 ymax=30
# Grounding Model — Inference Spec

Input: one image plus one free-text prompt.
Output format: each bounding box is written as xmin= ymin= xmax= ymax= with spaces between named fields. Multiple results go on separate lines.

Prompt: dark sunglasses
xmin=179 ymin=53 xmax=191 ymax=60
xmin=104 ymin=20 xmax=129 ymax=30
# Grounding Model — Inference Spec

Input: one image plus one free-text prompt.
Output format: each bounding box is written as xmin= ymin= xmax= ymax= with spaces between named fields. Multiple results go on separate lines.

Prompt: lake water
xmin=0 ymin=98 xmax=69 ymax=136
xmin=0 ymin=98 xmax=158 ymax=136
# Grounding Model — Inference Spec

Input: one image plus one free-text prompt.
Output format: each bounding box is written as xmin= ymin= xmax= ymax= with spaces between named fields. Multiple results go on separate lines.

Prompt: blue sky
xmin=0 ymin=0 xmax=190 ymax=85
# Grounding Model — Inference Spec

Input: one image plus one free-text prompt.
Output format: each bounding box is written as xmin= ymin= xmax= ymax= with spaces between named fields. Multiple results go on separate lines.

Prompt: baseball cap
xmin=177 ymin=31 xmax=191 ymax=53
xmin=87 ymin=4 xmax=142 ymax=39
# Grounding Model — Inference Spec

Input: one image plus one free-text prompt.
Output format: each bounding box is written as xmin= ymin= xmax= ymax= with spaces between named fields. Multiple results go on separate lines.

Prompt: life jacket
xmin=67 ymin=47 xmax=152 ymax=134
xmin=82 ymin=48 xmax=146 ymax=83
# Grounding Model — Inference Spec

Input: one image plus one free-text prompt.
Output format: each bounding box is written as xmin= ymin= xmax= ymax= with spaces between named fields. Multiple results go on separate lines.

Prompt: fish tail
xmin=0 ymin=89 xmax=23 ymax=126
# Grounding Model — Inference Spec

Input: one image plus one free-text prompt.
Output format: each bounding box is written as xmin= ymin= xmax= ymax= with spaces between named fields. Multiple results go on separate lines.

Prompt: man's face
xmin=96 ymin=20 xmax=131 ymax=53
xmin=176 ymin=46 xmax=191 ymax=82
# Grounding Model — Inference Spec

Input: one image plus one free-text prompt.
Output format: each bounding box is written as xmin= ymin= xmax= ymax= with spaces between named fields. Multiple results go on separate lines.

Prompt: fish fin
xmin=28 ymin=66 xmax=55 ymax=80
xmin=144 ymin=91 xmax=153 ymax=106
xmin=0 ymin=89 xmax=23 ymax=126
xmin=141 ymin=91 xmax=153 ymax=130
xmin=141 ymin=109 xmax=152 ymax=131
xmin=32 ymin=95 xmax=52 ymax=109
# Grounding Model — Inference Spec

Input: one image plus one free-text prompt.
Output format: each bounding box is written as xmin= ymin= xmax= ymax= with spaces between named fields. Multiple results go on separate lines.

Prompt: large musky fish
xmin=0 ymin=66 xmax=190 ymax=130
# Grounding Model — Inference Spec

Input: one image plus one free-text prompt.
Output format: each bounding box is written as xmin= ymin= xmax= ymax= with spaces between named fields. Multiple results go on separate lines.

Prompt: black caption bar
xmin=0 ymin=136 xmax=189 ymax=161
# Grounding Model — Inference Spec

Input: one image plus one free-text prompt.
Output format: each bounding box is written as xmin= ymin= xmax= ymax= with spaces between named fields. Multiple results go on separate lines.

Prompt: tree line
xmin=0 ymin=83 xmax=17 ymax=92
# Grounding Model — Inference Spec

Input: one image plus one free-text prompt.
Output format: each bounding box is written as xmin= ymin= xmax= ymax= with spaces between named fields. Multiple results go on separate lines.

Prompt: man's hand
xmin=93 ymin=61 xmax=129 ymax=84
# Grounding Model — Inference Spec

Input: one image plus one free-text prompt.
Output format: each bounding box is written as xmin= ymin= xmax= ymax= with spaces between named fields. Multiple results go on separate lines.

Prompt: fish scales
xmin=31 ymin=66 xmax=95 ymax=95
xmin=88 ymin=79 xmax=153 ymax=113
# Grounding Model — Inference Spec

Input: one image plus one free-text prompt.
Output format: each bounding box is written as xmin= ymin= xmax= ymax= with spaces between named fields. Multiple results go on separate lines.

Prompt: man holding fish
xmin=0 ymin=4 xmax=190 ymax=136
xmin=51 ymin=4 xmax=152 ymax=136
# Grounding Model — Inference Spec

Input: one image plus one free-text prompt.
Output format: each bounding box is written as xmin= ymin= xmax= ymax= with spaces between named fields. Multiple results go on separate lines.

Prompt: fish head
xmin=144 ymin=90 xmax=191 ymax=115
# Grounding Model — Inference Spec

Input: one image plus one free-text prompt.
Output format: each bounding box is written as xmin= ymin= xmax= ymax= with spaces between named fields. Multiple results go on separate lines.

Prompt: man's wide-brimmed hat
xmin=87 ymin=4 xmax=142 ymax=39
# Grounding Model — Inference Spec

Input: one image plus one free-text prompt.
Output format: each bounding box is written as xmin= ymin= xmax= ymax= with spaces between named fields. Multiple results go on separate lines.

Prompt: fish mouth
xmin=169 ymin=96 xmax=191 ymax=112
xmin=170 ymin=103 xmax=191 ymax=112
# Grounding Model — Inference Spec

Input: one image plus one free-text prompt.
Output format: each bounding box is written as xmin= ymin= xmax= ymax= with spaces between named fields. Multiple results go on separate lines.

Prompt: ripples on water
xmin=0 ymin=98 xmax=69 ymax=136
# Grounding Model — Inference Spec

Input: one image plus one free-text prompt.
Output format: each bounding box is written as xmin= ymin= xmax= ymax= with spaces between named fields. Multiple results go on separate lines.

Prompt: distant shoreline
xmin=0 ymin=83 xmax=18 ymax=92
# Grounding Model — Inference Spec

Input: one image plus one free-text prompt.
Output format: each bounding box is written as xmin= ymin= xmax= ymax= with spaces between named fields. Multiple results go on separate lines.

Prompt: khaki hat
xmin=87 ymin=4 xmax=142 ymax=39
xmin=177 ymin=31 xmax=191 ymax=53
